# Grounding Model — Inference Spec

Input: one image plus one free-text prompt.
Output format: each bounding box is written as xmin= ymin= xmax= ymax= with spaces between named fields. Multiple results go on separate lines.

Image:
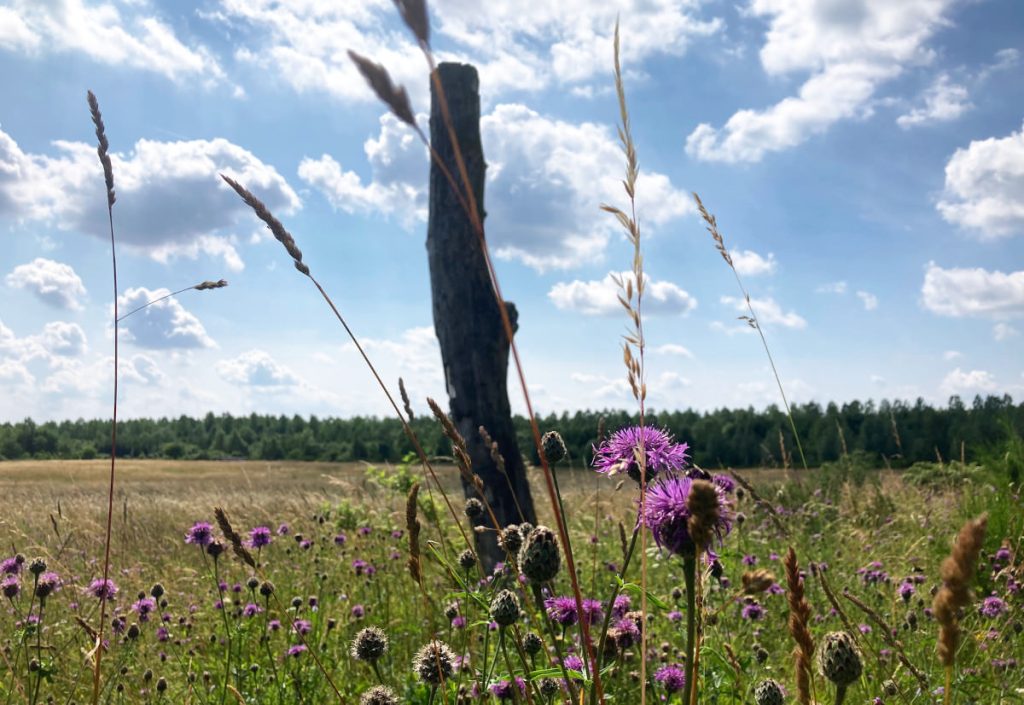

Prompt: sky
xmin=0 ymin=0 xmax=1022 ymax=423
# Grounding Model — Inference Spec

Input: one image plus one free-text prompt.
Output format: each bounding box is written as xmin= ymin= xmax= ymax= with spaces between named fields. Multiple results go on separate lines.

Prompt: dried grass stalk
xmin=934 ymin=514 xmax=987 ymax=666
xmin=686 ymin=479 xmax=721 ymax=551
xmin=219 ymin=175 xmax=308 ymax=275
xmin=785 ymin=547 xmax=815 ymax=705
xmin=392 ymin=0 xmax=429 ymax=46
xmin=86 ymin=91 xmax=115 ymax=208
xmin=399 ymin=378 xmax=415 ymax=420
xmin=214 ymin=507 xmax=256 ymax=569
xmin=347 ymin=50 xmax=416 ymax=127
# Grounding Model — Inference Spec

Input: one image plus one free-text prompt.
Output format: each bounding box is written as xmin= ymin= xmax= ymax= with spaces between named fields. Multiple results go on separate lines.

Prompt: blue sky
xmin=1 ymin=0 xmax=1022 ymax=422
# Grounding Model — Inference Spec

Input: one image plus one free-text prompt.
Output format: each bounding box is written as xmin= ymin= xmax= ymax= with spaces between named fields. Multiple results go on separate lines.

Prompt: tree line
xmin=1 ymin=395 xmax=1020 ymax=469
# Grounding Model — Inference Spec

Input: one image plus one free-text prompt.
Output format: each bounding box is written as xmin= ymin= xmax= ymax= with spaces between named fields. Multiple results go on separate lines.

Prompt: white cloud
xmin=0 ymin=0 xmax=224 ymax=83
xmin=0 ymin=358 xmax=34 ymax=385
xmin=896 ymin=74 xmax=971 ymax=129
xmin=0 ymin=318 xmax=87 ymax=362
xmin=549 ymin=272 xmax=697 ymax=316
xmin=5 ymin=257 xmax=87 ymax=309
xmin=0 ymin=128 xmax=300 ymax=269
xmin=219 ymin=1 xmax=719 ymax=106
xmin=943 ymin=350 xmax=962 ymax=361
xmin=936 ymin=122 xmax=1024 ymax=239
xmin=731 ymin=249 xmax=777 ymax=276
xmin=921 ymin=262 xmax=1024 ymax=318
xmin=298 ymin=113 xmax=428 ymax=228
xmin=38 ymin=321 xmax=87 ymax=357
xmin=817 ymin=281 xmax=847 ymax=294
xmin=338 ymin=326 xmax=444 ymax=410
xmin=993 ymin=322 xmax=1019 ymax=341
xmin=653 ymin=343 xmax=694 ymax=358
xmin=117 ymin=287 xmax=216 ymax=349
xmin=686 ymin=0 xmax=956 ymax=162
xmin=302 ymin=103 xmax=690 ymax=271
xmin=940 ymin=367 xmax=997 ymax=396
xmin=856 ymin=290 xmax=878 ymax=310
xmin=218 ymin=349 xmax=299 ymax=387
xmin=721 ymin=295 xmax=807 ymax=329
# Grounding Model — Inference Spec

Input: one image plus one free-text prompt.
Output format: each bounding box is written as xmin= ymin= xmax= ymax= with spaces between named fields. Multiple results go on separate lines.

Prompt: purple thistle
xmin=185 ymin=521 xmax=214 ymax=547
xmin=132 ymin=597 xmax=157 ymax=622
xmin=88 ymin=578 xmax=118 ymax=601
xmin=544 ymin=596 xmax=579 ymax=626
xmin=334 ymin=533 xmax=347 ymax=546
xmin=243 ymin=603 xmax=263 ymax=618
xmin=1 ymin=557 xmax=21 ymax=575
xmin=582 ymin=598 xmax=603 ymax=625
xmin=980 ymin=596 xmax=1007 ymax=618
xmin=248 ymin=526 xmax=272 ymax=549
xmin=655 ymin=665 xmax=687 ymax=694
xmin=35 ymin=572 xmax=61 ymax=599
xmin=287 ymin=644 xmax=307 ymax=658
xmin=741 ymin=601 xmax=765 ymax=620
xmin=593 ymin=426 xmax=689 ymax=482
xmin=351 ymin=604 xmax=365 ymax=619
xmin=612 ymin=594 xmax=632 ymax=618
xmin=489 ymin=677 xmax=527 ymax=700
xmin=562 ymin=655 xmax=584 ymax=672
xmin=451 ymin=615 xmax=467 ymax=629
xmin=2 ymin=576 xmax=21 ymax=599
xmin=292 ymin=619 xmax=312 ymax=635
xmin=277 ymin=523 xmax=290 ymax=535
xmin=642 ymin=474 xmax=733 ymax=557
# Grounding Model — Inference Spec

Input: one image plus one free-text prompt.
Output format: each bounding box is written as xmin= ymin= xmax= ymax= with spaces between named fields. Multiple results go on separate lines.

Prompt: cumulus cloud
xmin=219 ymin=1 xmax=719 ymax=106
xmin=117 ymin=287 xmax=216 ymax=349
xmin=896 ymin=74 xmax=971 ymax=128
xmin=5 ymin=257 xmax=86 ymax=309
xmin=301 ymin=104 xmax=690 ymax=270
xmin=653 ymin=343 xmax=694 ymax=358
xmin=721 ymin=295 xmax=807 ymax=329
xmin=817 ymin=281 xmax=848 ymax=294
xmin=686 ymin=0 xmax=957 ymax=162
xmin=0 ymin=318 xmax=87 ymax=362
xmin=943 ymin=350 xmax=962 ymax=361
xmin=0 ymin=128 xmax=300 ymax=270
xmin=940 ymin=367 xmax=997 ymax=396
xmin=0 ymin=0 xmax=223 ymax=83
xmin=936 ymin=122 xmax=1024 ymax=239
xmin=37 ymin=321 xmax=87 ymax=357
xmin=731 ymin=249 xmax=776 ymax=276
xmin=549 ymin=272 xmax=697 ymax=316
xmin=921 ymin=262 xmax=1024 ymax=319
xmin=218 ymin=349 xmax=299 ymax=387
xmin=856 ymin=290 xmax=878 ymax=310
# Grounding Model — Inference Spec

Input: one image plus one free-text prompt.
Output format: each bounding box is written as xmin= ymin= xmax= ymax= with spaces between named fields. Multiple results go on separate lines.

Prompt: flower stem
xmin=682 ymin=555 xmax=697 ymax=705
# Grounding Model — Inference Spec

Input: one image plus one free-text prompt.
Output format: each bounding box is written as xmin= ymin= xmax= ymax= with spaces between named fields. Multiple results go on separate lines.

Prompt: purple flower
xmin=248 ymin=526 xmax=272 ymax=549
xmin=712 ymin=474 xmax=736 ymax=493
xmin=582 ymin=599 xmax=603 ymax=625
xmin=545 ymin=596 xmax=579 ymax=626
xmin=592 ymin=426 xmax=689 ymax=482
xmin=667 ymin=610 xmax=683 ymax=622
xmin=741 ymin=601 xmax=765 ymax=620
xmin=358 ymin=526 xmax=372 ymax=537
xmin=642 ymin=474 xmax=733 ymax=557
xmin=88 ymin=578 xmax=118 ymax=601
xmin=897 ymin=581 xmax=916 ymax=602
xmin=268 ymin=619 xmax=281 ymax=631
xmin=391 ymin=530 xmax=404 ymax=539
xmin=243 ymin=603 xmax=263 ymax=618
xmin=612 ymin=594 xmax=631 ymax=619
xmin=451 ymin=615 xmax=467 ymax=629
xmin=287 ymin=644 xmax=307 ymax=658
xmin=334 ymin=533 xmax=347 ymax=546
xmin=562 ymin=655 xmax=584 ymax=672
xmin=742 ymin=554 xmax=758 ymax=566
xmin=292 ymin=619 xmax=312 ymax=635
xmin=489 ymin=677 xmax=526 ymax=700
xmin=655 ymin=665 xmax=687 ymax=694
xmin=980 ymin=596 xmax=1007 ymax=618
xmin=858 ymin=624 xmax=872 ymax=634
xmin=993 ymin=546 xmax=1011 ymax=564
xmin=277 ymin=523 xmax=290 ymax=536
xmin=1 ymin=557 xmax=21 ymax=575
xmin=132 ymin=598 xmax=157 ymax=622
xmin=2 ymin=576 xmax=21 ymax=599
xmin=156 ymin=627 xmax=169 ymax=642
xmin=351 ymin=604 xmax=365 ymax=619
xmin=185 ymin=521 xmax=214 ymax=547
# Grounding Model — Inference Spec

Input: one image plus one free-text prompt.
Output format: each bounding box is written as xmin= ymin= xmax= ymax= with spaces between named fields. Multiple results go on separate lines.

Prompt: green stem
xmin=593 ymin=516 xmax=642 ymax=701
xmin=682 ymin=556 xmax=697 ymax=705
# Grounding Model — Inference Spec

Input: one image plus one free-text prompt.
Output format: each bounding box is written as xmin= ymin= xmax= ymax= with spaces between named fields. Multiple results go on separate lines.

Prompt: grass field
xmin=0 ymin=458 xmax=1020 ymax=704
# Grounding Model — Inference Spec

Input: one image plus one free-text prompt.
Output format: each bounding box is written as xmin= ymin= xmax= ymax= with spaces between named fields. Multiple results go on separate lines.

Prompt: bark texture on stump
xmin=426 ymin=63 xmax=537 ymax=569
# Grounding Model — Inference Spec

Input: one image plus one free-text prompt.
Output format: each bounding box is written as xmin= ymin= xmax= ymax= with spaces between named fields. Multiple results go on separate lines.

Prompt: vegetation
xmin=3 ymin=395 xmax=1022 ymax=470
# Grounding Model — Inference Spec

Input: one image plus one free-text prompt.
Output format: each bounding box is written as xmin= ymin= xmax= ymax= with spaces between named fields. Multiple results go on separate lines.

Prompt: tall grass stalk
xmin=85 ymin=89 xmax=118 ymax=705
xmin=116 ymin=279 xmax=228 ymax=322
xmin=693 ymin=194 xmax=808 ymax=470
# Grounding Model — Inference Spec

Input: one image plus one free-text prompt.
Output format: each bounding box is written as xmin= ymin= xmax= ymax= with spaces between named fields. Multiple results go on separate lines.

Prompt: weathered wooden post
xmin=426 ymin=63 xmax=537 ymax=568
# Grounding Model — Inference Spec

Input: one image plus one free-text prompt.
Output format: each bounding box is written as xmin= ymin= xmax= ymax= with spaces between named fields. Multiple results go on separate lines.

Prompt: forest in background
xmin=1 ymin=394 xmax=1021 ymax=469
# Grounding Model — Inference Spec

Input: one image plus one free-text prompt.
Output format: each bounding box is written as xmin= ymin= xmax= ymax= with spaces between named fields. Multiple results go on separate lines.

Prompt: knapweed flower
xmin=612 ymin=594 xmax=631 ymax=618
xmin=334 ymin=533 xmax=347 ymax=546
xmin=185 ymin=521 xmax=214 ymax=547
xmin=544 ymin=596 xmax=578 ymax=626
xmin=351 ymin=626 xmax=389 ymax=662
xmin=412 ymin=640 xmax=455 ymax=685
xmin=351 ymin=604 xmax=366 ymax=619
xmin=518 ymin=526 xmax=561 ymax=583
xmin=741 ymin=601 xmax=765 ymax=620
xmin=287 ymin=644 xmax=307 ymax=658
xmin=654 ymin=665 xmax=686 ymax=693
xmin=34 ymin=572 xmax=61 ymax=600
xmin=0 ymin=557 xmax=21 ymax=575
xmin=754 ymin=679 xmax=785 ymax=705
xmin=593 ymin=426 xmax=689 ymax=483
xmin=2 ymin=576 xmax=21 ymax=599
xmin=490 ymin=677 xmax=527 ymax=700
xmin=132 ymin=597 xmax=157 ymax=621
xmin=248 ymin=526 xmax=272 ymax=549
xmin=980 ymin=596 xmax=1008 ymax=618
xmin=360 ymin=685 xmax=399 ymax=705
xmin=293 ymin=619 xmax=312 ymax=635
xmin=242 ymin=603 xmax=263 ymax=618
xmin=643 ymin=474 xmax=732 ymax=557
xmin=88 ymin=578 xmax=118 ymax=601
xmin=897 ymin=581 xmax=916 ymax=602
xmin=489 ymin=590 xmax=520 ymax=626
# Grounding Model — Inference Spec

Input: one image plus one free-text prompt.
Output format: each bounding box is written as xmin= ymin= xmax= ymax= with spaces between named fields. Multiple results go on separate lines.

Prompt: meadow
xmin=0 ymin=456 xmax=1021 ymax=703
xmin=2 ymin=3 xmax=1022 ymax=705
